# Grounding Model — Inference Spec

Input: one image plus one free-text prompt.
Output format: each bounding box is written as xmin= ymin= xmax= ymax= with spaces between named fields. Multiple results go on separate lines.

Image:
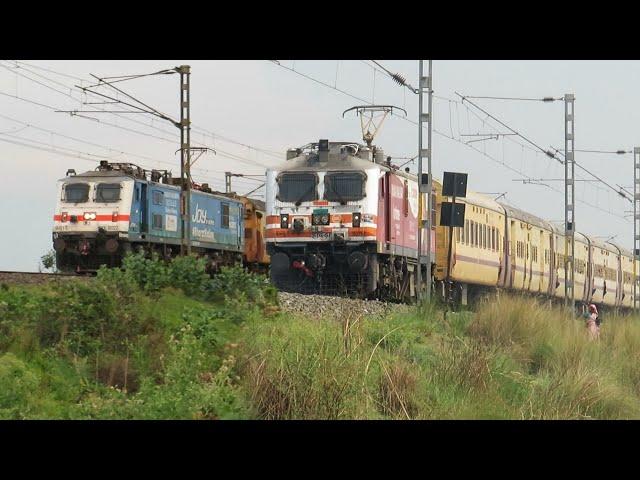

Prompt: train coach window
xmin=470 ymin=221 xmax=475 ymax=246
xmin=96 ymin=183 xmax=121 ymax=202
xmin=64 ymin=183 xmax=89 ymax=203
xmin=324 ymin=171 xmax=366 ymax=202
xmin=464 ymin=220 xmax=469 ymax=245
xmin=277 ymin=173 xmax=318 ymax=203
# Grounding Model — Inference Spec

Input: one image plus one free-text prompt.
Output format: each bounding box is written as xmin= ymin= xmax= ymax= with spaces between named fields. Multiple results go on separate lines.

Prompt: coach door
xmin=131 ymin=183 xmax=148 ymax=236
xmin=497 ymin=215 xmax=507 ymax=288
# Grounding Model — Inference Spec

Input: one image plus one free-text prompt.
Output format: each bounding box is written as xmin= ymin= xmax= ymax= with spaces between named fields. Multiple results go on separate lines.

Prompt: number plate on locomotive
xmin=311 ymin=231 xmax=331 ymax=240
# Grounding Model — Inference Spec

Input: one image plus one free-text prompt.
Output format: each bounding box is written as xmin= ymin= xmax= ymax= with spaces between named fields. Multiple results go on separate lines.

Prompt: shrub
xmin=0 ymin=353 xmax=40 ymax=419
xmin=40 ymin=249 xmax=57 ymax=272
xmin=167 ymin=255 xmax=210 ymax=297
xmin=121 ymin=326 xmax=248 ymax=419
xmin=208 ymin=265 xmax=277 ymax=307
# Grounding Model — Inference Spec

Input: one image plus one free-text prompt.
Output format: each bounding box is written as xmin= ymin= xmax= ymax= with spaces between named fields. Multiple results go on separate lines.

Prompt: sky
xmin=0 ymin=60 xmax=637 ymax=271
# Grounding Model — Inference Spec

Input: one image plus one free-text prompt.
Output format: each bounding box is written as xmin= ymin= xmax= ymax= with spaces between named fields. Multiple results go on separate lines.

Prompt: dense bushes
xmin=0 ymin=254 xmax=276 ymax=419
xmin=97 ymin=253 xmax=211 ymax=297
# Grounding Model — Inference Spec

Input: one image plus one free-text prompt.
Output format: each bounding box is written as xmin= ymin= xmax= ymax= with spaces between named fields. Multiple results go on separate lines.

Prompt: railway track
xmin=0 ymin=270 xmax=85 ymax=285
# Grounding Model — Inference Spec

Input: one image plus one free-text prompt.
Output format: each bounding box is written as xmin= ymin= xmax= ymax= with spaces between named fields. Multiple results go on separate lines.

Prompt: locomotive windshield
xmin=324 ymin=171 xmax=366 ymax=202
xmin=64 ymin=183 xmax=90 ymax=203
xmin=276 ymin=172 xmax=318 ymax=204
xmin=96 ymin=183 xmax=121 ymax=203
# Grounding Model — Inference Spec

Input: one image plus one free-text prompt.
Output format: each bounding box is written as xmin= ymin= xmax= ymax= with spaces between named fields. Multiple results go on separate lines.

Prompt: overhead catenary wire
xmin=0 ymin=132 xmax=240 ymax=189
xmin=457 ymin=92 xmax=633 ymax=203
xmin=273 ymin=62 xmax=628 ymax=222
xmin=2 ymin=60 xmax=630 ymax=226
xmin=0 ymin=107 xmax=257 ymax=180
xmin=2 ymin=60 xmax=283 ymax=164
xmin=269 ymin=60 xmax=629 ymax=221
xmin=0 ymin=77 xmax=271 ymax=171
xmin=461 ymin=95 xmax=564 ymax=102
xmin=456 ymin=92 xmax=564 ymax=164
xmin=10 ymin=59 xmax=284 ymax=158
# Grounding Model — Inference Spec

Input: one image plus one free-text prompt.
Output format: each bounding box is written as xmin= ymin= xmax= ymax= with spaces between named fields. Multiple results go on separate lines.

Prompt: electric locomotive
xmin=52 ymin=161 xmax=245 ymax=273
xmin=265 ymin=139 xmax=438 ymax=301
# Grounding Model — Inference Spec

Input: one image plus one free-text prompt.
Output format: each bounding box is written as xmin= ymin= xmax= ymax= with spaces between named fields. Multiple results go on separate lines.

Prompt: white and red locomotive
xmin=265 ymin=140 xmax=435 ymax=300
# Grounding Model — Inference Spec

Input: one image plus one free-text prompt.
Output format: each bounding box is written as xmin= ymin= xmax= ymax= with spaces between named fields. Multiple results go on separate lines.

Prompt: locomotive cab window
xmin=96 ymin=183 xmax=121 ymax=203
xmin=324 ymin=171 xmax=367 ymax=203
xmin=64 ymin=183 xmax=90 ymax=203
xmin=277 ymin=173 xmax=318 ymax=204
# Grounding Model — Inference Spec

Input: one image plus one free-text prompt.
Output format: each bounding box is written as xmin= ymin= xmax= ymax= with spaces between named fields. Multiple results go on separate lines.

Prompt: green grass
xmin=3 ymin=255 xmax=640 ymax=419
xmin=235 ymin=295 xmax=640 ymax=419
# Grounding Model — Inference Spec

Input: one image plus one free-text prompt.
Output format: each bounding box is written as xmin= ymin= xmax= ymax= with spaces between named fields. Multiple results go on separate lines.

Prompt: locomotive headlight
xmin=83 ymin=212 xmax=97 ymax=221
xmin=61 ymin=212 xmax=68 ymax=222
xmin=352 ymin=212 xmax=361 ymax=228
xmin=280 ymin=214 xmax=289 ymax=229
xmin=321 ymin=214 xmax=329 ymax=225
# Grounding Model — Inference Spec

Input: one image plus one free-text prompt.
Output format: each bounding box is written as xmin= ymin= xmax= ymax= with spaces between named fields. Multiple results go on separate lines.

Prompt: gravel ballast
xmin=277 ymin=291 xmax=410 ymax=320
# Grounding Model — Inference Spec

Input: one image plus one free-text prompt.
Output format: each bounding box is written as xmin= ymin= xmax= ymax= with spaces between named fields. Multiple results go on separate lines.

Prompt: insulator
xmin=391 ymin=72 xmax=406 ymax=86
xmin=542 ymin=97 xmax=556 ymax=102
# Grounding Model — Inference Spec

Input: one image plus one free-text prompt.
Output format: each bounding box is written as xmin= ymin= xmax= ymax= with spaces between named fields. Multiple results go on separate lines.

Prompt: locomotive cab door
xmin=140 ymin=183 xmax=148 ymax=234
xmin=132 ymin=182 xmax=148 ymax=236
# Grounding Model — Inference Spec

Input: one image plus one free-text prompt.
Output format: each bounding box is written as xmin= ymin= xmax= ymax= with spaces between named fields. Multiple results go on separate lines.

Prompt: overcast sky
xmin=0 ymin=60 xmax=637 ymax=271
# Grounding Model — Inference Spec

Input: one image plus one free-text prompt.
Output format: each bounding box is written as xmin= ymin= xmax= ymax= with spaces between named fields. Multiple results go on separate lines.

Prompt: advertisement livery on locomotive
xmin=52 ymin=161 xmax=255 ymax=273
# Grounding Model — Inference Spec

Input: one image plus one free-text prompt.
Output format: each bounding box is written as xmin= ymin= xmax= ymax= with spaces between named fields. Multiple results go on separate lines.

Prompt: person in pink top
xmin=586 ymin=304 xmax=600 ymax=340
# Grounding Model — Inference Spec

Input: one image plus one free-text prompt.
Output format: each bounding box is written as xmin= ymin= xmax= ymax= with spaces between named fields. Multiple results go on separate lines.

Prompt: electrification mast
xmin=564 ymin=93 xmax=576 ymax=310
xmin=634 ymin=147 xmax=640 ymax=312
xmin=417 ymin=60 xmax=433 ymax=301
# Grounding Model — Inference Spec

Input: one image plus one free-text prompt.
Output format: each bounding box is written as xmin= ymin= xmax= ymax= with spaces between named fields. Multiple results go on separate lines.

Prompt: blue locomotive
xmin=52 ymin=161 xmax=245 ymax=273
